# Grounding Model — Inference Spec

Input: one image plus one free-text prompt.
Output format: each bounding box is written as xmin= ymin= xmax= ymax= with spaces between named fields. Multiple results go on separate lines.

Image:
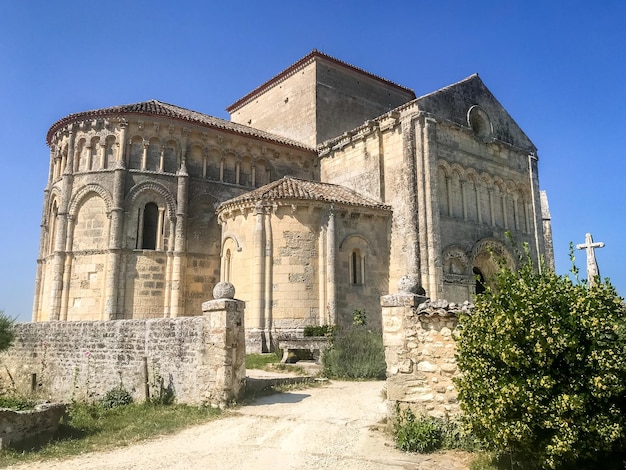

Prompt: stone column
xmin=59 ymin=216 xmax=75 ymax=321
xmin=32 ymin=184 xmax=52 ymax=321
xmin=104 ymin=156 xmax=126 ymax=319
xmin=326 ymin=205 xmax=336 ymax=325
xmin=423 ymin=117 xmax=442 ymax=299
xmin=263 ymin=205 xmax=273 ymax=344
xmin=141 ymin=140 xmax=148 ymax=170
xmin=170 ymin=161 xmax=188 ymax=317
xmin=248 ymin=203 xmax=266 ymax=352
xmin=403 ymin=117 xmax=421 ymax=282
xmin=159 ymin=145 xmax=165 ymax=172
xmin=202 ymin=282 xmax=246 ymax=406
xmin=48 ymin=129 xmax=75 ymax=320
xmin=99 ymin=143 xmax=106 ymax=170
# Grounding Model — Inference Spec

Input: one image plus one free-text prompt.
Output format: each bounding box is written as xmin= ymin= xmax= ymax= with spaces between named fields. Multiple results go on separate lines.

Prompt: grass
xmin=0 ymin=401 xmax=221 ymax=468
xmin=245 ymin=351 xmax=282 ymax=369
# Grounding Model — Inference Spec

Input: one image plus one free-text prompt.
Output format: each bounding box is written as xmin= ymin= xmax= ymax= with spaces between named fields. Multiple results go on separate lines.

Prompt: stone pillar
xmin=381 ymin=275 xmax=462 ymax=418
xmin=141 ymin=140 xmax=148 ymax=170
xmin=326 ymin=205 xmax=336 ymax=325
xmin=263 ymin=205 xmax=273 ymax=344
xmin=250 ymin=203 xmax=266 ymax=351
xmin=104 ymin=156 xmax=126 ymax=319
xmin=423 ymin=117 xmax=442 ymax=299
xmin=48 ymin=129 xmax=75 ymax=320
xmin=59 ymin=216 xmax=74 ymax=321
xmin=32 ymin=186 xmax=51 ymax=321
xmin=170 ymin=161 xmax=188 ymax=317
xmin=202 ymin=282 xmax=246 ymax=405
xmin=402 ymin=117 xmax=421 ymax=283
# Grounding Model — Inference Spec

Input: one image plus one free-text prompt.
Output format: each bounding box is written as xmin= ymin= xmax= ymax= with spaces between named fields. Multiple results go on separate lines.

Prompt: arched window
xmin=142 ymin=203 xmax=159 ymax=250
xmin=350 ymin=249 xmax=364 ymax=285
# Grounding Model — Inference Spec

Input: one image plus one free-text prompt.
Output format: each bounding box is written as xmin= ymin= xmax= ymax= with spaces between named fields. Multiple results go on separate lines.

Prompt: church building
xmin=33 ymin=50 xmax=553 ymax=351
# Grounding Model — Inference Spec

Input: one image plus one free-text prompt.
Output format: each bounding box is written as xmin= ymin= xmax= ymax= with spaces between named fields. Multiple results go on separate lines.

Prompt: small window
xmin=142 ymin=203 xmax=159 ymax=250
xmin=350 ymin=249 xmax=364 ymax=285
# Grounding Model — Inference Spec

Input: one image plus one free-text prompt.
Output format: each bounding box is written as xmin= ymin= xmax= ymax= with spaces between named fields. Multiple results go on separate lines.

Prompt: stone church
xmin=33 ymin=50 xmax=554 ymax=351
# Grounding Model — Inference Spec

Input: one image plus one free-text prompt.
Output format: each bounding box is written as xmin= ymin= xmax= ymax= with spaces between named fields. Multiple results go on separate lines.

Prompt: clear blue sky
xmin=1 ymin=1 xmax=624 ymax=322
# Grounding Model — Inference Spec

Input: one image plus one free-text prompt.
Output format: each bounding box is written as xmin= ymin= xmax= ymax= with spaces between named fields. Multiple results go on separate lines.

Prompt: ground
xmin=7 ymin=379 xmax=472 ymax=469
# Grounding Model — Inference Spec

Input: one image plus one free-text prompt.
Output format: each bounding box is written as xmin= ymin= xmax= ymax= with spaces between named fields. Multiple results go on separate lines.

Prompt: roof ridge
xmin=217 ymin=176 xmax=391 ymax=211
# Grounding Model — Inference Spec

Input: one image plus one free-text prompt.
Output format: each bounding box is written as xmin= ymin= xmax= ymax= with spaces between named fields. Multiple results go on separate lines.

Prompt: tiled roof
xmin=46 ymin=100 xmax=314 ymax=151
xmin=217 ymin=176 xmax=391 ymax=211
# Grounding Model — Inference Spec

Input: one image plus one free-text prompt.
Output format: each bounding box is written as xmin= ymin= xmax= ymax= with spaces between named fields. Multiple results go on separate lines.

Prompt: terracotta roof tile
xmin=217 ymin=176 xmax=391 ymax=212
xmin=46 ymin=100 xmax=314 ymax=151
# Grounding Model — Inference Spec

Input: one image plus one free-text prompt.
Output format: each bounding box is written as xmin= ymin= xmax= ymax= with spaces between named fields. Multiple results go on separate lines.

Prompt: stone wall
xmin=0 ymin=297 xmax=245 ymax=407
xmin=382 ymin=291 xmax=468 ymax=418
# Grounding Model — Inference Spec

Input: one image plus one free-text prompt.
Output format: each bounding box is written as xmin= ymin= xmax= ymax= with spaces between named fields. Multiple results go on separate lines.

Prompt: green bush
xmin=0 ymin=395 xmax=36 ymax=410
xmin=303 ymin=325 xmax=336 ymax=337
xmin=0 ymin=310 xmax=15 ymax=353
xmin=100 ymin=385 xmax=133 ymax=409
xmin=393 ymin=405 xmax=479 ymax=453
xmin=322 ymin=326 xmax=386 ymax=379
xmin=455 ymin=248 xmax=626 ymax=469
xmin=394 ymin=407 xmax=442 ymax=453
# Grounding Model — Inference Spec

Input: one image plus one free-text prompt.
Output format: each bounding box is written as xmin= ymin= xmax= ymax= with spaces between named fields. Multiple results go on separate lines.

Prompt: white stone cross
xmin=576 ymin=233 xmax=605 ymax=286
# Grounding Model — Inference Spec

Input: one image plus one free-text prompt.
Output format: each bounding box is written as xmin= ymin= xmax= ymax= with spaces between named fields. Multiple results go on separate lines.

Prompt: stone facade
xmin=2 ymin=295 xmax=245 ymax=406
xmin=382 ymin=294 xmax=466 ymax=418
xmin=33 ymin=50 xmax=554 ymax=352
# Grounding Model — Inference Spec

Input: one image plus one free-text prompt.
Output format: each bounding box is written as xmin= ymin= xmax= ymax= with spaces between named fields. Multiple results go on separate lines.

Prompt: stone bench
xmin=277 ymin=337 xmax=330 ymax=364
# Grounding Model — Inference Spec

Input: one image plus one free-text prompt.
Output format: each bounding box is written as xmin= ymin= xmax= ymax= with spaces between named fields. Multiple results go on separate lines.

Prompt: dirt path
xmin=8 ymin=380 xmax=472 ymax=470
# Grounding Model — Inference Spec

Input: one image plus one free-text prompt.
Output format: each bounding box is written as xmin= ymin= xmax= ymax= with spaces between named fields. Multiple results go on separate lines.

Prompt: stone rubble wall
xmin=0 ymin=299 xmax=245 ymax=407
xmin=382 ymin=295 xmax=470 ymax=418
xmin=0 ymin=403 xmax=66 ymax=450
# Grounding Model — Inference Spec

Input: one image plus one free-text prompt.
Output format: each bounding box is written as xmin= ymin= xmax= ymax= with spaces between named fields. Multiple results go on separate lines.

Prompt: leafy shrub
xmin=393 ymin=405 xmax=479 ymax=453
xmin=0 ymin=310 xmax=15 ymax=353
xmin=100 ymin=385 xmax=133 ymax=409
xmin=455 ymin=247 xmax=626 ymax=469
xmin=322 ymin=326 xmax=386 ymax=379
xmin=0 ymin=395 xmax=36 ymax=410
xmin=303 ymin=324 xmax=336 ymax=337
xmin=394 ymin=406 xmax=442 ymax=453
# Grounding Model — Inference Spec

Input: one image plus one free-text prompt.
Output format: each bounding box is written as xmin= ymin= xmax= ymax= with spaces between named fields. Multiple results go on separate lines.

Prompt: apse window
xmin=350 ymin=249 xmax=364 ymax=285
xmin=141 ymin=203 xmax=159 ymax=250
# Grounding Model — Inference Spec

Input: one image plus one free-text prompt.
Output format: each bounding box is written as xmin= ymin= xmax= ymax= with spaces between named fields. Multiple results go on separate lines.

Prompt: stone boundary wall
xmin=0 ymin=298 xmax=245 ymax=407
xmin=0 ymin=403 xmax=66 ymax=450
xmin=382 ymin=294 xmax=471 ymax=418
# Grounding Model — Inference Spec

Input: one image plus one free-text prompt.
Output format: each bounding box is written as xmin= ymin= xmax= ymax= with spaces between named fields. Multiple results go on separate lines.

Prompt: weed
xmin=100 ymin=385 xmax=133 ymax=409
xmin=322 ymin=326 xmax=386 ymax=379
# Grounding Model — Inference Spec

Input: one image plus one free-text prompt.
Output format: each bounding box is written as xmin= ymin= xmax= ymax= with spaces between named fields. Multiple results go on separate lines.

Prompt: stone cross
xmin=576 ymin=233 xmax=605 ymax=286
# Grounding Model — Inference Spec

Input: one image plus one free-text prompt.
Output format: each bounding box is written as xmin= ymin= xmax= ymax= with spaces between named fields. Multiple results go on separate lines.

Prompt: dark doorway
xmin=473 ymin=267 xmax=486 ymax=295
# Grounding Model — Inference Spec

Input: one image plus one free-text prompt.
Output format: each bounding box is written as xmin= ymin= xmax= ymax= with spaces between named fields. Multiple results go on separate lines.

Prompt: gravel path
xmin=8 ymin=380 xmax=471 ymax=470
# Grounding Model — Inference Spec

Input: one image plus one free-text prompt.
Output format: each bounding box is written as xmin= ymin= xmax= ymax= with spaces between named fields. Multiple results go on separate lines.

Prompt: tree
xmin=455 ymin=249 xmax=626 ymax=469
xmin=0 ymin=310 xmax=15 ymax=352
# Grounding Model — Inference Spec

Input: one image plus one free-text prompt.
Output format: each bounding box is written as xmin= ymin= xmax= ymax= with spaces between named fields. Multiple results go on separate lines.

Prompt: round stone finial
xmin=213 ymin=282 xmax=235 ymax=299
xmin=398 ymin=275 xmax=422 ymax=294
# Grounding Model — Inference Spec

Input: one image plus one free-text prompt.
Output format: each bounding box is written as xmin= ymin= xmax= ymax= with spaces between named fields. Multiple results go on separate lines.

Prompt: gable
xmin=415 ymin=74 xmax=536 ymax=152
